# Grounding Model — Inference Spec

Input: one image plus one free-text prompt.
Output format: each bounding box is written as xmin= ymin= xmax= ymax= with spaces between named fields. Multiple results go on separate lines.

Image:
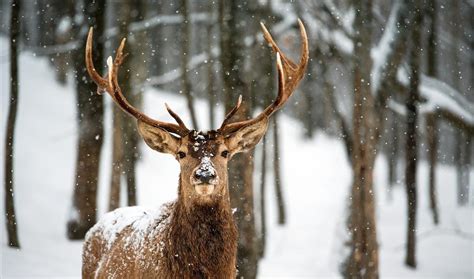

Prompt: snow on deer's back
xmin=83 ymin=204 xmax=172 ymax=277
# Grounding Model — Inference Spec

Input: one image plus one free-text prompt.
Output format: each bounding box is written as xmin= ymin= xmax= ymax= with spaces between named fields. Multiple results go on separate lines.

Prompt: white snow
xmin=56 ymin=16 xmax=72 ymax=35
xmin=86 ymin=206 xmax=166 ymax=251
xmin=106 ymin=12 xmax=214 ymax=38
xmin=371 ymin=1 xmax=401 ymax=94
xmin=195 ymin=157 xmax=216 ymax=178
xmin=300 ymin=9 xmax=354 ymax=56
xmin=0 ymin=37 xmax=473 ymax=278
xmin=396 ymin=68 xmax=474 ymax=124
xmin=145 ymin=51 xmax=215 ymax=86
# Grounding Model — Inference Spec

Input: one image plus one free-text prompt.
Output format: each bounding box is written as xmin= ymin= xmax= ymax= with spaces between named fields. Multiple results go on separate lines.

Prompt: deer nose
xmin=194 ymin=171 xmax=216 ymax=184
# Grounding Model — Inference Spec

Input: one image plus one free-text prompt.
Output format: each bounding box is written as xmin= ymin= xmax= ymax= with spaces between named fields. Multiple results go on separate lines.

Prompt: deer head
xmin=85 ymin=20 xmax=308 ymax=208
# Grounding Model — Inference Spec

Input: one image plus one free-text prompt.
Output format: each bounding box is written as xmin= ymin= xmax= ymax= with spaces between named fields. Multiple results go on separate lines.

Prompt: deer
xmin=82 ymin=19 xmax=308 ymax=278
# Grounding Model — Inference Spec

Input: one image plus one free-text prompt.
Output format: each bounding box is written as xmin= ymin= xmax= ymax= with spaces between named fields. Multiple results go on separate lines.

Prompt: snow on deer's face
xmin=177 ymin=130 xmax=231 ymax=204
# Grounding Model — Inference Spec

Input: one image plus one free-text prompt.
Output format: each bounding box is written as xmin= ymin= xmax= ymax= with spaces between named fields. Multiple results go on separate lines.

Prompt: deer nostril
xmin=194 ymin=171 xmax=216 ymax=183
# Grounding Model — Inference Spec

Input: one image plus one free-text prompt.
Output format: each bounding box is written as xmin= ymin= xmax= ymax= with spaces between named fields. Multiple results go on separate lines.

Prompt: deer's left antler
xmin=218 ymin=19 xmax=309 ymax=135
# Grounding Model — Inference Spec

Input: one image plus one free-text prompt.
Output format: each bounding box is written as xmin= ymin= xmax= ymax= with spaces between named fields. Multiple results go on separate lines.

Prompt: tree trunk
xmin=180 ymin=0 xmax=199 ymax=130
xmin=108 ymin=0 xmax=141 ymax=209
xmin=123 ymin=0 xmax=148 ymax=207
xmin=109 ymin=106 xmax=123 ymax=211
xmin=404 ymin=4 xmax=422 ymax=267
xmin=388 ymin=111 xmax=399 ymax=191
xmin=4 ymin=0 xmax=21 ymax=248
xmin=457 ymin=131 xmax=470 ymax=205
xmin=258 ymin=135 xmax=267 ymax=258
xmin=344 ymin=0 xmax=379 ymax=277
xmin=206 ymin=16 xmax=216 ymax=130
xmin=272 ymin=115 xmax=286 ymax=225
xmin=426 ymin=113 xmax=439 ymax=225
xmin=426 ymin=0 xmax=439 ymax=224
xmin=67 ymin=0 xmax=105 ymax=240
xmin=220 ymin=0 xmax=258 ymax=277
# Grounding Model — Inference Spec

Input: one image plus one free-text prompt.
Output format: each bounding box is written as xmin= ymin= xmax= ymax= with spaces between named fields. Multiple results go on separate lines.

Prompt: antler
xmin=218 ymin=19 xmax=309 ymax=136
xmin=85 ymin=28 xmax=190 ymax=137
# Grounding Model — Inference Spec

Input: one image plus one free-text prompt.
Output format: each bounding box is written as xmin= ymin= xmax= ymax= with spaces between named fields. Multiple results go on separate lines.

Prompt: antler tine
xmin=219 ymin=20 xmax=309 ymax=136
xmin=85 ymin=28 xmax=108 ymax=93
xmin=219 ymin=95 xmax=242 ymax=129
xmin=165 ymin=103 xmax=188 ymax=130
xmin=86 ymin=28 xmax=190 ymax=137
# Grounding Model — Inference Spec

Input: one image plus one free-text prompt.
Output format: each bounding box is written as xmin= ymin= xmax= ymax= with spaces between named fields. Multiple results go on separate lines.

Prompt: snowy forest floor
xmin=0 ymin=38 xmax=473 ymax=278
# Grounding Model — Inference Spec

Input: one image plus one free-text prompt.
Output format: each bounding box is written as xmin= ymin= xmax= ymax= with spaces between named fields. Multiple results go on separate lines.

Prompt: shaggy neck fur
xmin=158 ymin=180 xmax=238 ymax=278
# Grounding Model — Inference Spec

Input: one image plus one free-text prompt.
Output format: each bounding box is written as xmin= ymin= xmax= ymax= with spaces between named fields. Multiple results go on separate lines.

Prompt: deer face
xmin=137 ymin=120 xmax=269 ymax=205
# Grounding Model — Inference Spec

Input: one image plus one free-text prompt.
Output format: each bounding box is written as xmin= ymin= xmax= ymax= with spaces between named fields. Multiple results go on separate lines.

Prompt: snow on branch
xmin=106 ymin=12 xmax=214 ymax=38
xmin=392 ymin=69 xmax=474 ymax=128
xmin=300 ymin=8 xmax=353 ymax=55
xmin=370 ymin=0 xmax=409 ymax=94
xmin=144 ymin=47 xmax=219 ymax=87
xmin=418 ymin=75 xmax=474 ymax=125
xmin=20 ymin=13 xmax=214 ymax=56
xmin=371 ymin=1 xmax=402 ymax=93
xmin=22 ymin=40 xmax=81 ymax=56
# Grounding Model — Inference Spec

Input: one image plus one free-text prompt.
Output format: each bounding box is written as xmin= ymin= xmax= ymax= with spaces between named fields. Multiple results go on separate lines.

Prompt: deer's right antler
xmin=85 ymin=28 xmax=190 ymax=137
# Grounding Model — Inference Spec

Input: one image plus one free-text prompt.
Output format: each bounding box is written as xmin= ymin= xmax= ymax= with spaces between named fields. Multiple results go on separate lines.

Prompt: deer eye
xmin=221 ymin=150 xmax=229 ymax=158
xmin=178 ymin=151 xmax=186 ymax=159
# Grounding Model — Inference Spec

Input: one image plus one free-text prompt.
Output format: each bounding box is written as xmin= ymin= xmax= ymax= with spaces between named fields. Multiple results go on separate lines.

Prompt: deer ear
xmin=225 ymin=118 xmax=269 ymax=156
xmin=137 ymin=120 xmax=180 ymax=154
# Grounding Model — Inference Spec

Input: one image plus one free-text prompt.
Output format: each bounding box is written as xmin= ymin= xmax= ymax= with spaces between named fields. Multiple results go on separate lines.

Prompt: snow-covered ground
xmin=1 ymin=39 xmax=473 ymax=278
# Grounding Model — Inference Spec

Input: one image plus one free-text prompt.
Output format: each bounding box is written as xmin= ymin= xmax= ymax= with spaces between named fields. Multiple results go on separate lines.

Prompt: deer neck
xmin=161 ymin=178 xmax=237 ymax=276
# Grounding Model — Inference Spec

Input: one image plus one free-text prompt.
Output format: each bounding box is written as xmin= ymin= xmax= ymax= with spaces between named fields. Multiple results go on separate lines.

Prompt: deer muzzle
xmin=192 ymin=157 xmax=218 ymax=196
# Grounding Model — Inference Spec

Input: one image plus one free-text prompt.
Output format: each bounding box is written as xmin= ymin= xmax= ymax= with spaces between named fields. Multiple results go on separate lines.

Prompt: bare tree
xmin=404 ymin=2 xmax=422 ymax=267
xmin=258 ymin=134 xmax=267 ymax=258
xmin=426 ymin=113 xmax=439 ymax=224
xmin=206 ymin=6 xmax=216 ymax=129
xmin=108 ymin=0 xmax=132 ymax=211
xmin=272 ymin=115 xmax=286 ymax=225
xmin=344 ymin=0 xmax=383 ymax=276
xmin=426 ymin=0 xmax=439 ymax=225
xmin=109 ymin=105 xmax=123 ymax=210
xmin=220 ymin=0 xmax=258 ymax=276
xmin=67 ymin=0 xmax=106 ymax=239
xmin=388 ymin=110 xmax=400 ymax=190
xmin=4 ymin=0 xmax=21 ymax=248
xmin=109 ymin=0 xmax=145 ymax=210
xmin=180 ymin=0 xmax=199 ymax=130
